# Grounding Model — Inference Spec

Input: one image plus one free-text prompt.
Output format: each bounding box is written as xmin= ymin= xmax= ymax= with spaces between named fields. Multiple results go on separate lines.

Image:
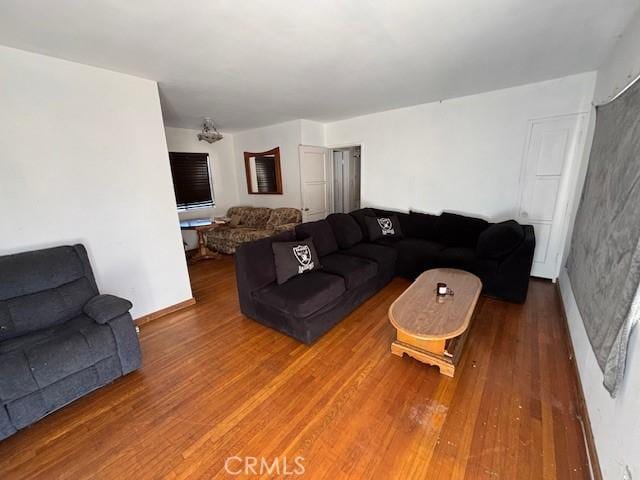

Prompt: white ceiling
xmin=0 ymin=1 xmax=638 ymax=132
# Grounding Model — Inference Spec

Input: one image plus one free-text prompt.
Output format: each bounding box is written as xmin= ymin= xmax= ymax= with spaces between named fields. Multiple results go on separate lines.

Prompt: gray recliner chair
xmin=0 ymin=244 xmax=141 ymax=440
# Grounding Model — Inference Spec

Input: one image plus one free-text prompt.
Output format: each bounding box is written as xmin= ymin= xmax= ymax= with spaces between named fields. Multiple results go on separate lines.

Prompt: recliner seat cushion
xmin=320 ymin=253 xmax=377 ymax=289
xmin=253 ymin=272 xmax=346 ymax=318
xmin=436 ymin=212 xmax=489 ymax=248
xmin=326 ymin=213 xmax=363 ymax=249
xmin=0 ymin=315 xmax=118 ymax=403
xmin=295 ymin=220 xmax=338 ymax=256
xmin=476 ymin=220 xmax=525 ymax=259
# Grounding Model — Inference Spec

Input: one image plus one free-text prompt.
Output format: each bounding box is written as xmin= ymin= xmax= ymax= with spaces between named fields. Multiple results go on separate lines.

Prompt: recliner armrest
xmin=83 ymin=294 xmax=133 ymax=324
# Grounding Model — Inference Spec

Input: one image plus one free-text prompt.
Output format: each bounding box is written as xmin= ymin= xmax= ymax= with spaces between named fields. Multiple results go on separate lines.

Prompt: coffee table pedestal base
xmin=391 ymin=328 xmax=470 ymax=378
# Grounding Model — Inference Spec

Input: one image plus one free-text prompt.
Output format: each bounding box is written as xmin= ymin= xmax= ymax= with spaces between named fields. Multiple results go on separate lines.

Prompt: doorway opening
xmin=332 ymin=145 xmax=361 ymax=213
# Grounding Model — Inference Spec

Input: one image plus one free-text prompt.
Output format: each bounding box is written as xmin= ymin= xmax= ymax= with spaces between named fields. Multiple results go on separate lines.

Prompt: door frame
xmin=326 ymin=142 xmax=364 ymax=214
xmin=516 ymin=112 xmax=590 ymax=280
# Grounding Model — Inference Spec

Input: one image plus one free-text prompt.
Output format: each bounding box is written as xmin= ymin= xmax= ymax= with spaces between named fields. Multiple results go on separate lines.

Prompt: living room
xmin=1 ymin=1 xmax=640 ymax=479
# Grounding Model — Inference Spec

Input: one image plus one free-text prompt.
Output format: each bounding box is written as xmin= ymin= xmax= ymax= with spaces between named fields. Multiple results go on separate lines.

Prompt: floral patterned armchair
xmin=204 ymin=206 xmax=302 ymax=254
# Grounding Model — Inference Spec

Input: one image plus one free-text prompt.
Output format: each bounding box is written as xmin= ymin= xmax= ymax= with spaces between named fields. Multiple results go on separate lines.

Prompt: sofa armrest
xmin=271 ymin=223 xmax=299 ymax=233
xmin=84 ymin=294 xmax=133 ymax=324
xmin=492 ymin=225 xmax=536 ymax=303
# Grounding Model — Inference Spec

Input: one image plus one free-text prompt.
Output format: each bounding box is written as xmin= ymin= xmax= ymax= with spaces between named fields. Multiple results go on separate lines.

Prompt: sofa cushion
xmin=394 ymin=239 xmax=445 ymax=277
xmin=253 ymin=272 xmax=346 ymax=318
xmin=437 ymin=247 xmax=477 ymax=269
xmin=364 ymin=215 xmax=404 ymax=242
xmin=409 ymin=211 xmax=439 ymax=240
xmin=266 ymin=208 xmax=302 ymax=229
xmin=295 ymin=220 xmax=338 ymax=256
xmin=272 ymin=239 xmax=322 ymax=285
xmin=349 ymin=208 xmax=377 ymax=240
xmin=227 ymin=206 xmax=272 ymax=229
xmin=211 ymin=227 xmax=272 ymax=243
xmin=235 ymin=230 xmax=295 ymax=294
xmin=326 ymin=213 xmax=363 ymax=249
xmin=341 ymin=243 xmax=397 ymax=277
xmin=436 ymin=212 xmax=489 ymax=248
xmin=320 ymin=253 xmax=377 ymax=289
xmin=476 ymin=220 xmax=525 ymax=259
xmin=229 ymin=214 xmax=241 ymax=227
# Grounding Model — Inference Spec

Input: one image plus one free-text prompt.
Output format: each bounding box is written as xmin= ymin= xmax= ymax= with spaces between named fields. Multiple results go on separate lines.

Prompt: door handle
xmin=521 ymin=211 xmax=529 ymax=218
xmin=303 ymin=208 xmax=309 ymax=211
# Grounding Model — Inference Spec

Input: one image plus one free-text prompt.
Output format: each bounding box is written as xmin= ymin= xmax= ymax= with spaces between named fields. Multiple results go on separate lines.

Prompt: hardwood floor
xmin=0 ymin=257 xmax=590 ymax=479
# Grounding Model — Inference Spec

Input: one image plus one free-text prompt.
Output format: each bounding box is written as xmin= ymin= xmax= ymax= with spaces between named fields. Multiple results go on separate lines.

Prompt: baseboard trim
xmin=135 ymin=298 xmax=196 ymax=326
xmin=555 ymin=283 xmax=603 ymax=480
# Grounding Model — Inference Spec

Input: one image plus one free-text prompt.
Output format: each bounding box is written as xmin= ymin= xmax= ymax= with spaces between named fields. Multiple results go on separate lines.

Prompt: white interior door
xmin=518 ymin=114 xmax=586 ymax=280
xmin=299 ymin=145 xmax=331 ymax=222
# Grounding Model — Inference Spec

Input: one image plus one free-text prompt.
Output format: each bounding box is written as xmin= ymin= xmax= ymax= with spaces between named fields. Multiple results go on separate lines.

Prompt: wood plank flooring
xmin=0 ymin=256 xmax=590 ymax=479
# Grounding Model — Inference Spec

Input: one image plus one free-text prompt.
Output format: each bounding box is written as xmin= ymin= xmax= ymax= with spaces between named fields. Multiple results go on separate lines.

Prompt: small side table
xmin=180 ymin=218 xmax=221 ymax=263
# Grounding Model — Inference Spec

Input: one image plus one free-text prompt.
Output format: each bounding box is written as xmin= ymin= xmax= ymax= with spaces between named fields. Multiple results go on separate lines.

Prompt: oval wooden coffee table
xmin=389 ymin=268 xmax=482 ymax=377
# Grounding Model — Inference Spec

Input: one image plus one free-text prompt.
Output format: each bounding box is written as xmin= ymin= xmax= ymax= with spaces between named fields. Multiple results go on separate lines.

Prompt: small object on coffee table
xmin=388 ymin=268 xmax=482 ymax=377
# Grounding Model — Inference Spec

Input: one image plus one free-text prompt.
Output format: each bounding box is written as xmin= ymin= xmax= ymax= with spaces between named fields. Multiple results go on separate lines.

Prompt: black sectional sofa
xmin=235 ymin=208 xmax=535 ymax=344
xmin=0 ymin=245 xmax=141 ymax=440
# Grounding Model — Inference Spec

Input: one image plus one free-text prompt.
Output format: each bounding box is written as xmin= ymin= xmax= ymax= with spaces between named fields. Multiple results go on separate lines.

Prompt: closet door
xmin=518 ymin=114 xmax=586 ymax=280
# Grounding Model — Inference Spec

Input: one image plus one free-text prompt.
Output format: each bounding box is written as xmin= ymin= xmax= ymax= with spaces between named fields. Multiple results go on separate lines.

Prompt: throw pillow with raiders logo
xmin=364 ymin=215 xmax=403 ymax=241
xmin=272 ymin=239 xmax=322 ymax=285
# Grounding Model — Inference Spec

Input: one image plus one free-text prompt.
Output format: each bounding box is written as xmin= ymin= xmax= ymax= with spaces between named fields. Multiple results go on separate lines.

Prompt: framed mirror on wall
xmin=244 ymin=147 xmax=283 ymax=194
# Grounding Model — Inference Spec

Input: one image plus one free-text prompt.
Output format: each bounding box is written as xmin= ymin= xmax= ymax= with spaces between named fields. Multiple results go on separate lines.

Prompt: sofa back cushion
xmin=0 ymin=245 xmax=99 ymax=341
xmin=326 ymin=213 xmax=363 ymax=249
xmin=349 ymin=208 xmax=377 ymax=241
xmin=476 ymin=220 xmax=525 ymax=259
xmin=409 ymin=211 xmax=439 ymax=240
xmin=295 ymin=220 xmax=338 ymax=256
xmin=266 ymin=208 xmax=302 ymax=229
xmin=436 ymin=212 xmax=489 ymax=248
xmin=235 ymin=230 xmax=295 ymax=293
xmin=227 ymin=206 xmax=272 ymax=229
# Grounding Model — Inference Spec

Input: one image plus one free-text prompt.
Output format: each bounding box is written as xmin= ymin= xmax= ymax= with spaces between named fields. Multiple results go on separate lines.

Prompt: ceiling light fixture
xmin=197 ymin=117 xmax=224 ymax=143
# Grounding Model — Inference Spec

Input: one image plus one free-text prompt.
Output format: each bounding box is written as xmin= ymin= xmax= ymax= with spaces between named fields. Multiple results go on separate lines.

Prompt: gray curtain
xmin=567 ymin=78 xmax=640 ymax=396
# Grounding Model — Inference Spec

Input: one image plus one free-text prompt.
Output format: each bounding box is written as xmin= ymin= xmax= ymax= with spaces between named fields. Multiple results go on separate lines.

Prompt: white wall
xmin=233 ymin=120 xmax=302 ymax=208
xmin=164 ymin=127 xmax=238 ymax=249
xmin=300 ymin=119 xmax=326 ymax=146
xmin=0 ymin=46 xmax=192 ymax=319
xmin=593 ymin=10 xmax=640 ymax=106
xmin=558 ymin=10 xmax=640 ymax=480
xmin=325 ymin=72 xmax=596 ymax=221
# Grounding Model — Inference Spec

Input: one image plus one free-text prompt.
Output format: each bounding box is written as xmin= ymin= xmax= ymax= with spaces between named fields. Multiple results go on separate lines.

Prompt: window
xmin=168 ymin=152 xmax=214 ymax=210
xmin=254 ymin=155 xmax=278 ymax=192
